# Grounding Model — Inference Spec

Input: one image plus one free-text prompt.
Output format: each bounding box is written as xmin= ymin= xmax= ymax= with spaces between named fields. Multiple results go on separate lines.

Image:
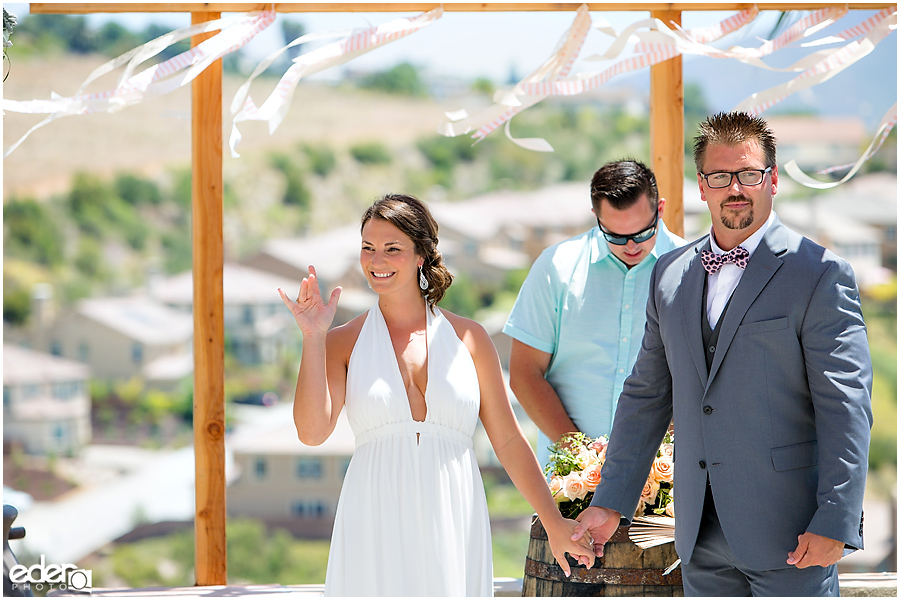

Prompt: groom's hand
xmin=787 ymin=532 xmax=844 ymax=568
xmin=573 ymin=506 xmax=621 ymax=559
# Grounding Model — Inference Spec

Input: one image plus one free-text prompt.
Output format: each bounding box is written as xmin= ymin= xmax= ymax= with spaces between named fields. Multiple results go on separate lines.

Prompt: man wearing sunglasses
xmin=576 ymin=112 xmax=872 ymax=597
xmin=503 ymin=160 xmax=685 ymax=469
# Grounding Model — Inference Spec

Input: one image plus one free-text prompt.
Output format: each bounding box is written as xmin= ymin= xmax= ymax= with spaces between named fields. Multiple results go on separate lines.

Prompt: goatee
xmin=720 ymin=196 xmax=754 ymax=230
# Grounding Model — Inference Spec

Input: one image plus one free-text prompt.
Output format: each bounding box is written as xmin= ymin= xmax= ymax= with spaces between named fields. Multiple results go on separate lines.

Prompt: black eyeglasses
xmin=699 ymin=167 xmax=772 ymax=189
xmin=597 ymin=212 xmax=659 ymax=246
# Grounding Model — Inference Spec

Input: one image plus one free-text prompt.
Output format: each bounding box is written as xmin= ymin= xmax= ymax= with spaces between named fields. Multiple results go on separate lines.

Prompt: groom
xmin=574 ymin=112 xmax=873 ymax=596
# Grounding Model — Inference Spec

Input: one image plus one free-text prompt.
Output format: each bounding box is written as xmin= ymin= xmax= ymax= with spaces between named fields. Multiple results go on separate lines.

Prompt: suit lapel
xmin=707 ymin=220 xmax=788 ymax=384
xmin=682 ymin=241 xmax=710 ymax=389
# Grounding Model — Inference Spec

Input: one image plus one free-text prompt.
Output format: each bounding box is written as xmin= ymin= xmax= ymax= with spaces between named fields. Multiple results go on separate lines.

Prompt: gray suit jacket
xmin=590 ymin=217 xmax=873 ymax=571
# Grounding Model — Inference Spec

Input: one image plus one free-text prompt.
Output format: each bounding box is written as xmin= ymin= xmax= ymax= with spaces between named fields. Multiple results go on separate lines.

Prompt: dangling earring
xmin=419 ymin=266 xmax=428 ymax=291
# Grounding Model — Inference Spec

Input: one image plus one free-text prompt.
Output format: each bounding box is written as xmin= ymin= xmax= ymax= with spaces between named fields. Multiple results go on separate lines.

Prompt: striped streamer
xmin=784 ymin=103 xmax=898 ymax=189
xmin=3 ymin=11 xmax=276 ymax=158
xmin=229 ymin=8 xmax=443 ymax=157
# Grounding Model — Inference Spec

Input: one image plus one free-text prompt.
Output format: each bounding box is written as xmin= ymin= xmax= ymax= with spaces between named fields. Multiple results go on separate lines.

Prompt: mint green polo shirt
xmin=503 ymin=222 xmax=685 ymax=468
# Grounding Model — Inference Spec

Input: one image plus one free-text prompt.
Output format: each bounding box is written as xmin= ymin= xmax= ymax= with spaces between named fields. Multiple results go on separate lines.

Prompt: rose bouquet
xmin=545 ymin=430 xmax=674 ymax=521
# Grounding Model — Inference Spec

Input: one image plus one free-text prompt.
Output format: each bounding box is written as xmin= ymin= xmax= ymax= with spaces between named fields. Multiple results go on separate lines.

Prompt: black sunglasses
xmin=597 ymin=212 xmax=659 ymax=246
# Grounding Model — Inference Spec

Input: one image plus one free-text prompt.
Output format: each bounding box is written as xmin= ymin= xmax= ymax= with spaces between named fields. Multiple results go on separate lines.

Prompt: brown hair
xmin=361 ymin=193 xmax=453 ymax=306
xmin=693 ymin=111 xmax=777 ymax=172
xmin=590 ymin=159 xmax=659 ymax=214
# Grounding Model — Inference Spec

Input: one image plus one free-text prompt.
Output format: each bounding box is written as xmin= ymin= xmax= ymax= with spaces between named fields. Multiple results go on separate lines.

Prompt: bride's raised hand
xmin=278 ymin=265 xmax=342 ymax=337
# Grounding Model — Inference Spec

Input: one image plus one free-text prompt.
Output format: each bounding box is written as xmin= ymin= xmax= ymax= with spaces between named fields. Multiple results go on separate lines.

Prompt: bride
xmin=279 ymin=193 xmax=592 ymax=596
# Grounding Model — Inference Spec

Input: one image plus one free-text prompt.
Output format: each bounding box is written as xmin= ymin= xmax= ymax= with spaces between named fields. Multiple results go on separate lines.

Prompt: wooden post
xmin=650 ymin=9 xmax=685 ymax=238
xmin=191 ymin=10 xmax=227 ymax=586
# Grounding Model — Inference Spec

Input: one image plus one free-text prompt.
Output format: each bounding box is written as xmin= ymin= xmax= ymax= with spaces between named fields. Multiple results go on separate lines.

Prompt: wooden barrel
xmin=522 ymin=516 xmax=683 ymax=596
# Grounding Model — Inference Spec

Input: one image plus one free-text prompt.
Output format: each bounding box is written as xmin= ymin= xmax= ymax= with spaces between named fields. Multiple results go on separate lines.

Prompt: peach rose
xmin=650 ymin=456 xmax=674 ymax=483
xmin=665 ymin=499 xmax=675 ymax=517
xmin=640 ymin=478 xmax=660 ymax=506
xmin=563 ymin=472 xmax=589 ymax=501
xmin=582 ymin=462 xmax=603 ymax=492
xmin=549 ymin=476 xmax=564 ymax=502
xmin=576 ymin=447 xmax=597 ymax=469
xmin=589 ymin=438 xmax=608 ymax=453
xmin=659 ymin=443 xmax=674 ymax=460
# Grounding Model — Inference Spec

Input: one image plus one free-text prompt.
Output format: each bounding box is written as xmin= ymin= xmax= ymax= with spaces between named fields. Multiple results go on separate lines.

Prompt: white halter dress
xmin=324 ymin=302 xmax=493 ymax=596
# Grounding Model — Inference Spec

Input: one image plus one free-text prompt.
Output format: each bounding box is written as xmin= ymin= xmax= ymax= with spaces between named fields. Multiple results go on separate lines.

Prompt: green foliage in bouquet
xmin=545 ymin=431 xmax=674 ymax=521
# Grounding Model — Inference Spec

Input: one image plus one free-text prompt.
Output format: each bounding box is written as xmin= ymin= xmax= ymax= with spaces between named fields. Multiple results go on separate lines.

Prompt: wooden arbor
xmin=28 ymin=1 xmax=895 ymax=586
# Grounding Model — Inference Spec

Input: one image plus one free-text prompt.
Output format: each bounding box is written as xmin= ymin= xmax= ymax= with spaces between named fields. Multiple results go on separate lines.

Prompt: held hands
xmin=543 ymin=515 xmax=596 ymax=577
xmin=572 ymin=506 xmax=621 ymax=559
xmin=278 ymin=265 xmax=342 ymax=337
xmin=787 ymin=532 xmax=845 ymax=568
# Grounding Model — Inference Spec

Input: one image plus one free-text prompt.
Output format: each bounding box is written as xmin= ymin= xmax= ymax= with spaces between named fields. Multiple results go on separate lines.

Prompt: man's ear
xmin=657 ymin=197 xmax=666 ymax=217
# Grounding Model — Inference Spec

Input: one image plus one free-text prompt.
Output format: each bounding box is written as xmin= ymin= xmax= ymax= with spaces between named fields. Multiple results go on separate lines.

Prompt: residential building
xmin=242 ymin=227 xmax=376 ymax=326
xmin=3 ymin=345 xmax=92 ymax=456
xmin=767 ymin=115 xmax=869 ymax=173
xmin=227 ymin=405 xmax=354 ymax=537
xmin=151 ymin=263 xmax=304 ymax=365
xmin=24 ymin=292 xmax=194 ymax=390
xmin=430 ymin=183 xmax=597 ymax=282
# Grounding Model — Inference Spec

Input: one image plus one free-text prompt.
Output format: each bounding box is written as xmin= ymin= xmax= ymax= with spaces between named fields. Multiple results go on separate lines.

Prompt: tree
xmin=3 ymin=198 xmax=64 ymax=267
xmin=358 ymin=62 xmax=428 ymax=97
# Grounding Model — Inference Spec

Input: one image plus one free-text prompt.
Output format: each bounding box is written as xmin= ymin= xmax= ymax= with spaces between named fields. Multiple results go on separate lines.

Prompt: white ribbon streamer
xmin=439 ymin=3 xmax=592 ymax=151
xmin=442 ymin=6 xmax=896 ymax=187
xmin=734 ymin=9 xmax=896 ymax=115
xmin=784 ymin=103 xmax=898 ymax=189
xmin=229 ymin=8 xmax=443 ymax=157
xmin=3 ymin=11 xmax=276 ymax=158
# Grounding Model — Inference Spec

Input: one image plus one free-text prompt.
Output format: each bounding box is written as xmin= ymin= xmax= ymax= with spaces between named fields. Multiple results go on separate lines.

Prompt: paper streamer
xmin=734 ymin=8 xmax=896 ymax=115
xmin=439 ymin=3 xmax=592 ymax=151
xmin=229 ymin=8 xmax=443 ymax=157
xmin=3 ymin=11 xmax=276 ymax=158
xmin=784 ymin=103 xmax=897 ymax=189
xmin=441 ymin=6 xmax=896 ymax=187
xmin=442 ymin=7 xmax=761 ymax=146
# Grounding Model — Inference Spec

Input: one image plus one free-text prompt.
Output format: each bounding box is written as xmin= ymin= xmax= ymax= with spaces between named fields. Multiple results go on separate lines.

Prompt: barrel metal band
xmin=524 ymin=557 xmax=683 ymax=586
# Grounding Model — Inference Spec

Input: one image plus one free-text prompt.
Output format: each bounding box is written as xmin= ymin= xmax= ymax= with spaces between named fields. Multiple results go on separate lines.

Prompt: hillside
xmin=2 ymin=54 xmax=461 ymax=201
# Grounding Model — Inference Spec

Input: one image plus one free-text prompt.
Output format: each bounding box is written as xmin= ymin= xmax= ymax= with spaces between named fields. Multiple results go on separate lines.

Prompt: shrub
xmin=358 ymin=62 xmax=427 ymax=97
xmin=3 ymin=198 xmax=64 ymax=267
xmin=350 ymin=142 xmax=392 ymax=165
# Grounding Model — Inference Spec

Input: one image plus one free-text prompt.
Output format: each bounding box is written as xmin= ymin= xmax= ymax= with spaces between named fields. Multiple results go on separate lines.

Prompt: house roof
xmin=78 ymin=296 xmax=193 ymax=345
xmin=3 ymin=345 xmax=90 ymax=385
xmin=429 ymin=182 xmax=595 ymax=241
xmin=152 ymin=263 xmax=304 ymax=306
xmin=258 ymin=225 xmax=361 ymax=283
xmin=776 ymin=202 xmax=882 ymax=246
xmin=767 ymin=116 xmax=867 ymax=146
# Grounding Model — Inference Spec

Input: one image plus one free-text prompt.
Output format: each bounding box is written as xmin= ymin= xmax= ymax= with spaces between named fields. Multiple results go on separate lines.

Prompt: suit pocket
xmin=737 ymin=316 xmax=789 ymax=336
xmin=771 ymin=440 xmax=818 ymax=472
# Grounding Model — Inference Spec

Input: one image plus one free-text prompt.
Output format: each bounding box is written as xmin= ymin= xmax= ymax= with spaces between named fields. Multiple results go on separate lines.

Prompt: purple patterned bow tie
xmin=701 ymin=246 xmax=750 ymax=274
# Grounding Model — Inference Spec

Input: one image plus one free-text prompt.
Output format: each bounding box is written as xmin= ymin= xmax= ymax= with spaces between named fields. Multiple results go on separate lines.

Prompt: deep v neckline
xmin=377 ymin=302 xmax=433 ymax=425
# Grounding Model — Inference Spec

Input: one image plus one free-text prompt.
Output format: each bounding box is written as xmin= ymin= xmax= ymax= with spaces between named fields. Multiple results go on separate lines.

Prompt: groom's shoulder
xmin=657 ymin=235 xmax=706 ymax=269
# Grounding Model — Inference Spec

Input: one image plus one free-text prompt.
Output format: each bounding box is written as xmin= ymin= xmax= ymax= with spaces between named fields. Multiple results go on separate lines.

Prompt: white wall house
xmin=151 ymin=263 xmax=304 ymax=365
xmin=3 ymin=345 xmax=92 ymax=456
xmin=227 ymin=405 xmax=355 ymax=537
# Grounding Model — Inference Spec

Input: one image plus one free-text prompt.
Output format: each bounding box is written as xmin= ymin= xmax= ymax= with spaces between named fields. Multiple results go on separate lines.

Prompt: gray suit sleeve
xmin=801 ymin=258 xmax=873 ymax=549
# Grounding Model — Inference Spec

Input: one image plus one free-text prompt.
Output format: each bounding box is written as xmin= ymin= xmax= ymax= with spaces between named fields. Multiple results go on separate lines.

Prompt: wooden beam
xmin=650 ymin=9 xmax=684 ymax=238
xmin=30 ymin=2 xmax=898 ymax=13
xmin=190 ymin=10 xmax=227 ymax=588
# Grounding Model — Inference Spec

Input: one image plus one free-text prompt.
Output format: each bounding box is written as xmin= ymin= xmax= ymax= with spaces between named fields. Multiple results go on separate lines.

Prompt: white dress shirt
xmin=706 ymin=211 xmax=776 ymax=329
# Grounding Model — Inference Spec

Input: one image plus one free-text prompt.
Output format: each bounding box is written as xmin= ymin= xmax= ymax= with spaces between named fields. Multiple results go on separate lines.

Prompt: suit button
xmin=703 ymin=405 xmax=714 ymax=415
xmin=708 ymin=345 xmax=716 ymax=353
xmin=699 ymin=461 xmax=707 ymax=469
